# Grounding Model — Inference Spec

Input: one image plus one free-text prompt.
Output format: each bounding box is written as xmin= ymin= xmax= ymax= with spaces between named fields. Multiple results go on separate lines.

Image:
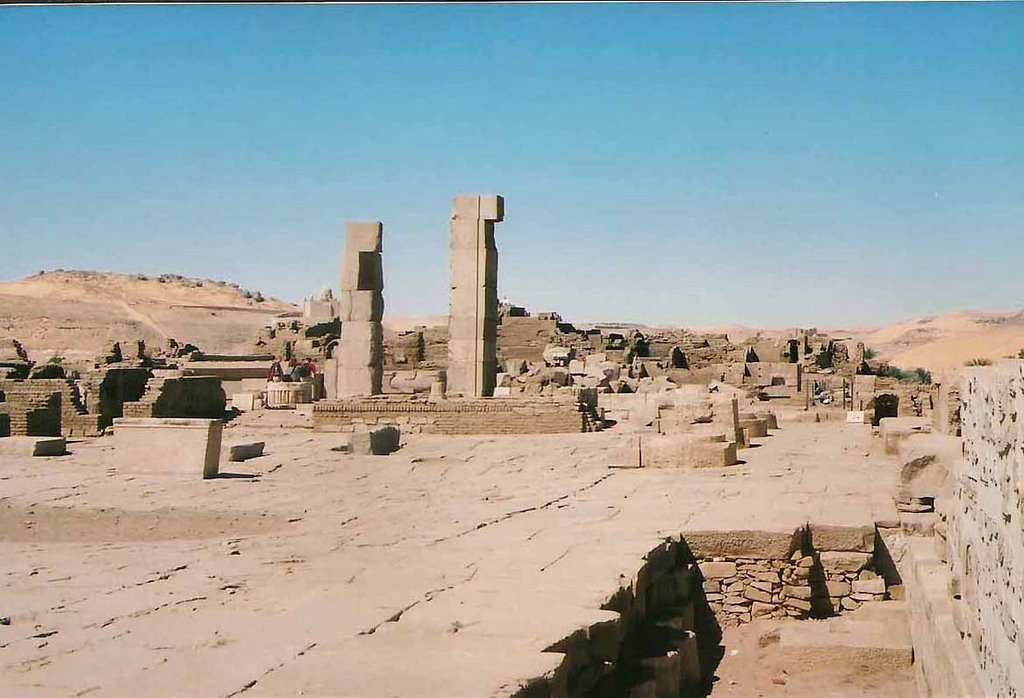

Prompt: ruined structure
xmin=336 ymin=221 xmax=384 ymax=396
xmin=447 ymin=194 xmax=503 ymax=398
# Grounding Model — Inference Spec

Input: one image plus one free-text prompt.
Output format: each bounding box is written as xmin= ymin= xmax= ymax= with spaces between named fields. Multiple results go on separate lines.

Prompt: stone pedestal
xmin=266 ymin=382 xmax=313 ymax=408
xmin=111 ymin=417 xmax=222 ymax=479
xmin=337 ymin=221 xmax=384 ymax=396
xmin=447 ymin=194 xmax=503 ymax=398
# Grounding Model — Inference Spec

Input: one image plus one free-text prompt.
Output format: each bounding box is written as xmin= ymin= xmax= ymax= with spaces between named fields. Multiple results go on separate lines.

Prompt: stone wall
xmin=515 ymin=525 xmax=891 ymax=697
xmin=313 ymin=395 xmax=601 ymax=435
xmin=948 ymin=361 xmax=1024 ymax=696
xmin=78 ymin=367 xmax=151 ymax=430
xmin=123 ymin=375 xmax=226 ymax=419
xmin=0 ymin=378 xmax=99 ymax=436
xmin=933 ymin=368 xmax=962 ymax=436
xmin=689 ymin=525 xmax=887 ymax=627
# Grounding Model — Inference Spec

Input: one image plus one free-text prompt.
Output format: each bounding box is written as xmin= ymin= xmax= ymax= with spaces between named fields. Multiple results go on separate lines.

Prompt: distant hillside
xmin=0 ymin=270 xmax=296 ymax=361
xmin=859 ymin=310 xmax=1024 ymax=373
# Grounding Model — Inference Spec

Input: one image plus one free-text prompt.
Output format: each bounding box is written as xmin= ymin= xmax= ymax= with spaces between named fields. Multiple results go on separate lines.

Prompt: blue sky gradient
xmin=1 ymin=3 xmax=1021 ymax=326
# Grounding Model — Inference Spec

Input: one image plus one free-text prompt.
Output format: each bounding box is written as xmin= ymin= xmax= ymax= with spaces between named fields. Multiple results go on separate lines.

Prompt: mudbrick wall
xmin=123 ymin=375 xmax=227 ymax=419
xmin=0 ymin=378 xmax=100 ymax=436
xmin=313 ymin=395 xmax=602 ymax=435
xmin=512 ymin=525 xmax=891 ymax=698
xmin=948 ymin=361 xmax=1024 ymax=696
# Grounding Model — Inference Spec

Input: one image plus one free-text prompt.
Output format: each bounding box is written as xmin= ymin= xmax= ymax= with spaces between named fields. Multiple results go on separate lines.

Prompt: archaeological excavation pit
xmin=514 ymin=525 xmax=914 ymax=698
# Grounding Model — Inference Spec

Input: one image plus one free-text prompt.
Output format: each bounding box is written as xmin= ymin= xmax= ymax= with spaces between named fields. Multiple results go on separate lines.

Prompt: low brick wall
xmin=312 ymin=396 xmax=600 ymax=434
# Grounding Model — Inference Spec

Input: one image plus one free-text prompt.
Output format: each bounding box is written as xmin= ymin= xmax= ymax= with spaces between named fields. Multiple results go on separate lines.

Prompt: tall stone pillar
xmin=447 ymin=194 xmax=504 ymax=398
xmin=337 ymin=221 xmax=384 ymax=396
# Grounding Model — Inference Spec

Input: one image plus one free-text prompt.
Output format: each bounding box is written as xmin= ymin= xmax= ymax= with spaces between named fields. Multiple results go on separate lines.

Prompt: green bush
xmin=965 ymin=357 xmax=992 ymax=367
xmin=862 ymin=347 xmax=878 ymax=360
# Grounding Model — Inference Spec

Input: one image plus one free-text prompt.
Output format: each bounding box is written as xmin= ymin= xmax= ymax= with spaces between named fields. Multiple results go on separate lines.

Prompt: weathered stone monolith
xmin=337 ymin=221 xmax=384 ymax=396
xmin=447 ymin=195 xmax=503 ymax=398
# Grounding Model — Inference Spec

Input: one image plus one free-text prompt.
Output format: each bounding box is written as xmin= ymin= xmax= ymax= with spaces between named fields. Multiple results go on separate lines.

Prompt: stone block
xmin=825 ymin=580 xmax=851 ymax=597
xmin=231 ymin=391 xmax=262 ymax=412
xmin=819 ymin=551 xmax=872 ymax=574
xmin=341 ymin=252 xmax=383 ymax=292
xmin=783 ymin=597 xmax=812 ymax=612
xmin=337 ymin=366 xmax=383 ymax=397
xmin=641 ymin=433 xmax=737 ymax=468
xmin=339 ymin=290 xmax=384 ymax=323
xmin=112 ymin=418 xmax=222 ymax=479
xmin=809 ymin=524 xmax=876 ymax=553
xmin=344 ymin=221 xmax=383 ymax=253
xmin=478 ymin=194 xmax=504 ymax=221
xmin=0 ymin=436 xmax=67 ymax=457
xmin=851 ymin=577 xmax=886 ymax=595
xmin=698 ymin=561 xmax=737 ymax=579
xmin=451 ymin=194 xmax=481 ymax=219
xmin=783 ymin=585 xmax=812 ymax=601
xmin=743 ymin=587 xmax=772 ymax=603
xmin=343 ymin=426 xmax=401 ymax=456
xmin=684 ymin=530 xmax=802 ymax=560
xmin=228 ymin=441 xmax=265 ymax=462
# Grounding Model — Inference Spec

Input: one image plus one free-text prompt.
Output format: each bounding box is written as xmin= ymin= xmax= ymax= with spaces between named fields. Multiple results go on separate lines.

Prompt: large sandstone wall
xmin=313 ymin=396 xmax=600 ymax=435
xmin=950 ymin=361 xmax=1024 ymax=696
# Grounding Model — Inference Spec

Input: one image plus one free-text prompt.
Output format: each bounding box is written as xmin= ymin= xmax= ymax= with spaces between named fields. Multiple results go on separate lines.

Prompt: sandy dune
xmin=858 ymin=310 xmax=1024 ymax=373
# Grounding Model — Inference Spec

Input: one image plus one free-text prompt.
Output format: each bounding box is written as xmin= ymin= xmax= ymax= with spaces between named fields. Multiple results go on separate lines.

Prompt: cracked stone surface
xmin=0 ymin=414 xmax=899 ymax=696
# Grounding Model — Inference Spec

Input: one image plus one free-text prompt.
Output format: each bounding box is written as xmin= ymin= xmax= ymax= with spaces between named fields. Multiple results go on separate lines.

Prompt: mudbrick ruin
xmin=1 ymin=195 xmax=1021 ymax=697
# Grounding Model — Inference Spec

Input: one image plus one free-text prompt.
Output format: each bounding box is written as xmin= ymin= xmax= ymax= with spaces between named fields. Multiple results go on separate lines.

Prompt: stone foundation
xmin=312 ymin=395 xmax=601 ymax=435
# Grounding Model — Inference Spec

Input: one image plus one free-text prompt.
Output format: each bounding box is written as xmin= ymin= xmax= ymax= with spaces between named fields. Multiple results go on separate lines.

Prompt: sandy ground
xmin=711 ymin=609 xmax=917 ymax=697
xmin=0 ymin=415 xmax=914 ymax=697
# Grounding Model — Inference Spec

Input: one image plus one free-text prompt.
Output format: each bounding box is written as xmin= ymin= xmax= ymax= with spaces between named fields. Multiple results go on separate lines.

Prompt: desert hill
xmin=2 ymin=270 xmax=1020 ymax=373
xmin=857 ymin=310 xmax=1024 ymax=373
xmin=0 ymin=270 xmax=296 ymax=362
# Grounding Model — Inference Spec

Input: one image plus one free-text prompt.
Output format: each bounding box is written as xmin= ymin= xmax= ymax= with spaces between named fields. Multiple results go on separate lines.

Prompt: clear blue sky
xmin=1 ymin=3 xmax=1021 ymax=327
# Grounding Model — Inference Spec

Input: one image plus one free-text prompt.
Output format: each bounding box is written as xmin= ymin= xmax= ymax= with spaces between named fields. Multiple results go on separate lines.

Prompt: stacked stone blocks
xmin=337 ymin=221 xmax=384 ymax=396
xmin=448 ymin=194 xmax=503 ymax=398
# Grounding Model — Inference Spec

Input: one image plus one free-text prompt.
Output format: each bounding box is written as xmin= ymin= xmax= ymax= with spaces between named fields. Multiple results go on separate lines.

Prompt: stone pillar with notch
xmin=447 ymin=195 xmax=504 ymax=398
xmin=336 ymin=221 xmax=384 ymax=396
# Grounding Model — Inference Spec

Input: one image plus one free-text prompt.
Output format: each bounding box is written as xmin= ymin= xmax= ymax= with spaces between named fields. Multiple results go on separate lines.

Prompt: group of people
xmin=268 ymin=356 xmax=317 ymax=383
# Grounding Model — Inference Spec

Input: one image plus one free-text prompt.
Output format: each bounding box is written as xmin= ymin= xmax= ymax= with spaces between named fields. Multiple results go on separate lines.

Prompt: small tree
xmin=862 ymin=347 xmax=878 ymax=360
xmin=48 ymin=355 xmax=64 ymax=365
xmin=965 ymin=357 xmax=992 ymax=367
xmin=912 ymin=367 xmax=933 ymax=384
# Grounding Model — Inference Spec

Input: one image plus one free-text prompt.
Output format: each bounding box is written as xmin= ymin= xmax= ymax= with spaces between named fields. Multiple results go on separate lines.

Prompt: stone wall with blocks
xmin=312 ymin=395 xmax=601 ymax=435
xmin=948 ymin=361 xmax=1024 ymax=696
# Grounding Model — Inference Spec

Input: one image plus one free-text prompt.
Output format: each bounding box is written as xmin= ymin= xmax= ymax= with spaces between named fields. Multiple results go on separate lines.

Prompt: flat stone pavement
xmin=0 ymin=416 xmax=899 ymax=697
